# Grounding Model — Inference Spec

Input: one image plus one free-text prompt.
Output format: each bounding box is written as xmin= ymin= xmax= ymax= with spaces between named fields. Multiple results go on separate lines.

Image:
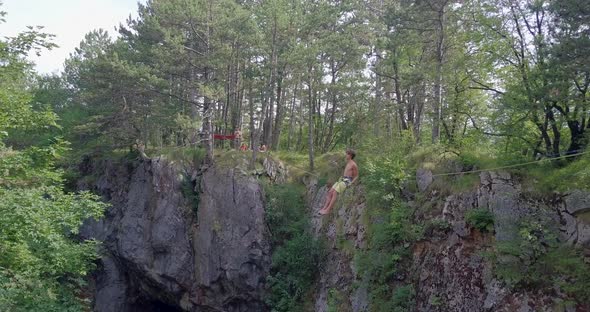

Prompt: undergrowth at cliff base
xmin=263 ymin=182 xmax=325 ymax=311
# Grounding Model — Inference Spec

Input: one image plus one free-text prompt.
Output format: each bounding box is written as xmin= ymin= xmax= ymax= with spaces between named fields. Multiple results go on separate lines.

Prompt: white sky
xmin=1 ymin=0 xmax=146 ymax=74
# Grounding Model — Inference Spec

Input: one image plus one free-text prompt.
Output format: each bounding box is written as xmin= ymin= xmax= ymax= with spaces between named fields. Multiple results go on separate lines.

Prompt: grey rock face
xmin=80 ymin=157 xmax=270 ymax=312
xmin=562 ymin=190 xmax=590 ymax=248
xmin=307 ymin=179 xmax=369 ymax=312
xmin=560 ymin=190 xmax=590 ymax=249
xmin=478 ymin=171 xmax=526 ymax=242
xmin=194 ymin=167 xmax=271 ymax=311
xmin=262 ymin=156 xmax=288 ymax=183
xmin=564 ymin=189 xmax=590 ymax=215
xmin=416 ymin=168 xmax=433 ymax=192
xmin=412 ymin=170 xmax=589 ymax=311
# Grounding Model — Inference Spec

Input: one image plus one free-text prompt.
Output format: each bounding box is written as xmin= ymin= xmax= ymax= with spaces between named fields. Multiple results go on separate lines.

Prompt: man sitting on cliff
xmin=319 ymin=149 xmax=358 ymax=215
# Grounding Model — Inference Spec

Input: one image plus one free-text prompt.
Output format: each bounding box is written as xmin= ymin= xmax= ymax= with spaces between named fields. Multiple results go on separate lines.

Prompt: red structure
xmin=213 ymin=134 xmax=236 ymax=140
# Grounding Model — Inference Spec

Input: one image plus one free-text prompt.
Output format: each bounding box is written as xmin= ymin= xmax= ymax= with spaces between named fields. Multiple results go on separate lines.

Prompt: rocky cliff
xmin=79 ymin=157 xmax=271 ymax=312
xmin=307 ymin=170 xmax=590 ymax=312
xmin=77 ymin=153 xmax=589 ymax=312
xmin=307 ymin=179 xmax=369 ymax=312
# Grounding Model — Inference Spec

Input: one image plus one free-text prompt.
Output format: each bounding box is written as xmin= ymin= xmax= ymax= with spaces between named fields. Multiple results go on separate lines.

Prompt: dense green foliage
xmin=3 ymin=0 xmax=590 ymax=309
xmin=30 ymin=0 xmax=587 ymax=169
xmin=0 ymin=7 xmax=106 ymax=311
xmin=0 ymin=185 xmax=105 ymax=311
xmin=493 ymin=220 xmax=590 ymax=302
xmin=264 ymin=183 xmax=324 ymax=311
xmin=465 ymin=208 xmax=495 ymax=233
xmin=353 ymin=143 xmax=422 ymax=311
xmin=522 ymin=152 xmax=590 ymax=192
xmin=356 ymin=199 xmax=421 ymax=311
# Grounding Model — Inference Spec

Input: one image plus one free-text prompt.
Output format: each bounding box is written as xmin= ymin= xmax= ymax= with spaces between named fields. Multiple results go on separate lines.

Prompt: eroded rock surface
xmin=415 ymin=171 xmax=589 ymax=311
xmin=307 ymin=179 xmax=369 ymax=312
xmin=80 ymin=157 xmax=270 ymax=312
xmin=307 ymin=169 xmax=589 ymax=312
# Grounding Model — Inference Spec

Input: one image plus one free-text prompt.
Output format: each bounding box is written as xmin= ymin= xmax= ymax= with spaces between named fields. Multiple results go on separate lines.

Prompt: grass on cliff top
xmin=408 ymin=144 xmax=590 ymax=194
xmin=148 ymin=147 xmax=260 ymax=172
xmin=269 ymin=150 xmax=348 ymax=186
xmin=114 ymin=142 xmax=590 ymax=195
xmin=517 ymin=153 xmax=590 ymax=193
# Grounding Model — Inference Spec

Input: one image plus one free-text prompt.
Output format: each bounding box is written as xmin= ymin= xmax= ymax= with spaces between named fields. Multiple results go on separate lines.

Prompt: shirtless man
xmin=319 ymin=149 xmax=358 ymax=215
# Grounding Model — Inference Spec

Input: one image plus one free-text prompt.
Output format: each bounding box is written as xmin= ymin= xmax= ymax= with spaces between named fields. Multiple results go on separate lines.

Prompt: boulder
xmin=564 ymin=189 xmax=590 ymax=215
xmin=416 ymin=168 xmax=433 ymax=192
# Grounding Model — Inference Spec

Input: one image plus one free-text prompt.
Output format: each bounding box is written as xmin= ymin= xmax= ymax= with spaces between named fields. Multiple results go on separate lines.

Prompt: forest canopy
xmin=17 ymin=0 xmax=588 ymax=168
xmin=1 ymin=0 xmax=589 ymax=310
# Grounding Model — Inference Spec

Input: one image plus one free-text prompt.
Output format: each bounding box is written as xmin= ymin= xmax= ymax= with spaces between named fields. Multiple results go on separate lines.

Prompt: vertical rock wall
xmin=79 ymin=157 xmax=271 ymax=312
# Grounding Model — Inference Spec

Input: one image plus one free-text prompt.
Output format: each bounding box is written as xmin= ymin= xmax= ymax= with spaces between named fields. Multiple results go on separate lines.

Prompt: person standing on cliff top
xmin=319 ymin=149 xmax=358 ymax=215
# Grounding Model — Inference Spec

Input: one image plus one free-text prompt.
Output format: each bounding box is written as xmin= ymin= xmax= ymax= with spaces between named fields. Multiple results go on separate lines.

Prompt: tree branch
xmin=469 ymin=79 xmax=505 ymax=95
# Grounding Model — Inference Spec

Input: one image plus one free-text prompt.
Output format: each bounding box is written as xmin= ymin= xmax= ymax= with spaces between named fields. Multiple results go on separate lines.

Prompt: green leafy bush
xmin=357 ymin=199 xmax=423 ymax=312
xmin=425 ymin=218 xmax=452 ymax=233
xmin=493 ymin=220 xmax=590 ymax=303
xmin=264 ymin=183 xmax=324 ymax=311
xmin=0 ymin=31 xmax=107 ymax=309
xmin=0 ymin=187 xmax=105 ymax=311
xmin=362 ymin=154 xmax=408 ymax=209
xmin=181 ymin=175 xmax=200 ymax=216
xmin=368 ymin=283 xmax=415 ymax=312
xmin=0 ymin=142 xmax=106 ymax=311
xmin=327 ymin=288 xmax=346 ymax=312
xmin=390 ymin=285 xmax=416 ymax=312
xmin=267 ymin=233 xmax=323 ymax=312
xmin=351 ymin=148 xmax=425 ymax=312
xmin=522 ymin=149 xmax=590 ymax=193
xmin=465 ymin=208 xmax=494 ymax=232
xmin=264 ymin=183 xmax=307 ymax=244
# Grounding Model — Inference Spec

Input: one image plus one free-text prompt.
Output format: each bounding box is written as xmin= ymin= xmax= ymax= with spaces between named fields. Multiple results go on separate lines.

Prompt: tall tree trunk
xmin=221 ymin=63 xmax=231 ymax=149
xmin=297 ymin=87 xmax=304 ymax=150
xmin=248 ymin=82 xmax=255 ymax=150
xmin=414 ymin=83 xmax=426 ymax=143
xmin=307 ymin=66 xmax=315 ymax=171
xmin=271 ymin=69 xmax=285 ymax=150
xmin=189 ymin=67 xmax=200 ymax=145
xmin=287 ymin=82 xmax=298 ymax=151
xmin=393 ymin=59 xmax=408 ymax=131
xmin=263 ymin=14 xmax=279 ymax=147
xmin=567 ymin=120 xmax=583 ymax=154
xmin=202 ymin=0 xmax=214 ymax=164
xmin=250 ymin=81 xmax=268 ymax=170
xmin=373 ymin=50 xmax=383 ymax=137
xmin=432 ymin=1 xmax=446 ymax=144
xmin=568 ymin=75 xmax=589 ymax=153
xmin=547 ymin=109 xmax=561 ymax=157
xmin=323 ymin=61 xmax=338 ymax=153
xmin=230 ymin=57 xmax=242 ymax=149
xmin=536 ymin=114 xmax=552 ymax=157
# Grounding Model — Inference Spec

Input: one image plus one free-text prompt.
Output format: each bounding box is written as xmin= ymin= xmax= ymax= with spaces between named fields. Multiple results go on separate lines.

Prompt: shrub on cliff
xmin=465 ymin=208 xmax=495 ymax=232
xmin=264 ymin=183 xmax=324 ymax=311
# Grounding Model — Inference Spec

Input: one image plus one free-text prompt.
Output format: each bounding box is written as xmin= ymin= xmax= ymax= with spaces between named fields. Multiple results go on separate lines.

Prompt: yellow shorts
xmin=332 ymin=177 xmax=352 ymax=193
